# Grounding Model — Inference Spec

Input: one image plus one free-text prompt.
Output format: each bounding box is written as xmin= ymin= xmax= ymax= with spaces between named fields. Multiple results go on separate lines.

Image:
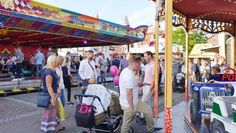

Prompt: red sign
xmin=221 ymin=74 xmax=236 ymax=81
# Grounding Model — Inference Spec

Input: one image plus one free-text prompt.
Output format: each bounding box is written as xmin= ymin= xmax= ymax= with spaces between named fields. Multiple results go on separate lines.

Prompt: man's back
xmin=35 ymin=52 xmax=44 ymax=65
xmin=15 ymin=51 xmax=24 ymax=63
xmin=119 ymin=68 xmax=138 ymax=108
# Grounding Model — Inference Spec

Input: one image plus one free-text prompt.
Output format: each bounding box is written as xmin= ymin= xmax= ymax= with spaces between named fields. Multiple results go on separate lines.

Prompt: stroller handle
xmin=74 ymin=94 xmax=101 ymax=102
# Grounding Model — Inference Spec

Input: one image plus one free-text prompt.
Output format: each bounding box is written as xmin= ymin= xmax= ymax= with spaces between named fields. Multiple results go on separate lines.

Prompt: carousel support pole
xmin=153 ymin=1 xmax=160 ymax=119
xmin=127 ymin=44 xmax=130 ymax=52
xmin=184 ymin=18 xmax=190 ymax=102
xmin=232 ymin=23 xmax=236 ymax=68
xmin=164 ymin=0 xmax=173 ymax=132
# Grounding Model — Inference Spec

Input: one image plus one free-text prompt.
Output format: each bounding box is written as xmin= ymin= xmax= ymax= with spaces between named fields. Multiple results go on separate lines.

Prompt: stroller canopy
xmin=83 ymin=84 xmax=112 ymax=114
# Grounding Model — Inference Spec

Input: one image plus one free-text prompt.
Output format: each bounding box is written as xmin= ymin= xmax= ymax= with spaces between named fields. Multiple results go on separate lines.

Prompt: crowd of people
xmin=13 ymin=46 xmax=225 ymax=133
xmin=0 ymin=46 xmax=53 ymax=79
xmin=39 ymin=50 xmax=165 ymax=133
xmin=188 ymin=56 xmax=227 ymax=91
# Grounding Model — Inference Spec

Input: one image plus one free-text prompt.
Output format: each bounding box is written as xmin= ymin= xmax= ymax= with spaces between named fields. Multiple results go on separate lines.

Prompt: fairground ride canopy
xmin=153 ymin=0 xmax=236 ymax=36
xmin=0 ymin=0 xmax=148 ymax=48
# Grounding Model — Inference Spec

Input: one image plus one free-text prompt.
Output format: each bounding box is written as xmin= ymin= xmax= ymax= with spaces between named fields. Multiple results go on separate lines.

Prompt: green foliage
xmin=172 ymin=28 xmax=208 ymax=51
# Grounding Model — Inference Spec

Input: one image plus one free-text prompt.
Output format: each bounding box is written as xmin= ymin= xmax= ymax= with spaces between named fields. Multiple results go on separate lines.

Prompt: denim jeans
xmin=16 ymin=63 xmax=23 ymax=78
xmin=100 ymin=71 xmax=106 ymax=84
xmin=36 ymin=64 xmax=42 ymax=77
xmin=60 ymin=89 xmax=66 ymax=107
xmin=82 ymin=89 xmax=86 ymax=94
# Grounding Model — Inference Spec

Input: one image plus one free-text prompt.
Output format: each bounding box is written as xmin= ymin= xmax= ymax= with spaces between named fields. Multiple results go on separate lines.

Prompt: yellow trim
xmin=40 ymin=86 xmax=44 ymax=89
xmin=30 ymin=0 xmax=61 ymax=12
xmin=12 ymin=88 xmax=22 ymax=93
xmin=61 ymin=22 xmax=98 ymax=33
xmin=153 ymin=7 xmax=160 ymax=118
xmin=0 ymin=90 xmax=5 ymax=94
xmin=164 ymin=1 xmax=173 ymax=132
xmin=165 ymin=0 xmax=173 ymax=108
xmin=27 ymin=88 xmax=36 ymax=91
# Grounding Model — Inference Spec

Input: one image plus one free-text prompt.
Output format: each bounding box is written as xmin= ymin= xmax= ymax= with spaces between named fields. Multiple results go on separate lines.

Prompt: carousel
xmin=0 ymin=0 xmax=147 ymax=96
xmin=151 ymin=0 xmax=236 ymax=133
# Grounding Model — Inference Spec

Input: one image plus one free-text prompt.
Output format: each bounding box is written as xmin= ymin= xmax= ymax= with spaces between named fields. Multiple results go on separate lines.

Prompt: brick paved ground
xmin=0 ymin=83 xmax=187 ymax=133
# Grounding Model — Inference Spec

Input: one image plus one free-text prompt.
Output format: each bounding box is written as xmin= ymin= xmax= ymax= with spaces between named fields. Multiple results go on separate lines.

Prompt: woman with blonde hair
xmin=55 ymin=56 xmax=66 ymax=107
xmin=40 ymin=55 xmax=65 ymax=133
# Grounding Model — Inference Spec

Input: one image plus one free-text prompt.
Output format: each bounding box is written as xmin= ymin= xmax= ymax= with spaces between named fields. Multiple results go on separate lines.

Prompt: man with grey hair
xmin=119 ymin=54 xmax=162 ymax=133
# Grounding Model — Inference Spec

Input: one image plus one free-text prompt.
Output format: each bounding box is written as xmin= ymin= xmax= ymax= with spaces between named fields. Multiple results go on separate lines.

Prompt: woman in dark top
xmin=40 ymin=55 xmax=65 ymax=133
xmin=62 ymin=56 xmax=73 ymax=105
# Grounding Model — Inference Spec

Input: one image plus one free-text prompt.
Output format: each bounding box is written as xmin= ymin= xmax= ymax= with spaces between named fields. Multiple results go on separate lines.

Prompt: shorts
xmin=81 ymin=81 xmax=88 ymax=87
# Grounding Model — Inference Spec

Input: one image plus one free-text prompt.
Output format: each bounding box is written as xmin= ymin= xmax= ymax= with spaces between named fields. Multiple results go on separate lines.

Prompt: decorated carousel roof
xmin=0 ymin=0 xmax=147 ymax=48
xmin=174 ymin=0 xmax=236 ymax=23
xmin=153 ymin=0 xmax=236 ymax=35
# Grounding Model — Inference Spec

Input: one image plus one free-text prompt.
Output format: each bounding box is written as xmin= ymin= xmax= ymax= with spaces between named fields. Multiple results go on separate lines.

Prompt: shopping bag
xmin=58 ymin=98 xmax=66 ymax=121
xmin=41 ymin=106 xmax=57 ymax=133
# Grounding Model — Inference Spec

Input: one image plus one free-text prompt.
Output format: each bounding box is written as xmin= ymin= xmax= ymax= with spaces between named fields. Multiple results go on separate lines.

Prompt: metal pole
xmin=164 ymin=0 xmax=173 ymax=132
xmin=232 ymin=23 xmax=236 ymax=68
xmin=153 ymin=0 xmax=160 ymax=119
xmin=184 ymin=19 xmax=189 ymax=102
xmin=127 ymin=44 xmax=130 ymax=52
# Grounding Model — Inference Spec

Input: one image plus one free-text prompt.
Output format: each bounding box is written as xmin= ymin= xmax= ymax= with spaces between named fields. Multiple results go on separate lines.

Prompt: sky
xmin=35 ymin=0 xmax=156 ymax=28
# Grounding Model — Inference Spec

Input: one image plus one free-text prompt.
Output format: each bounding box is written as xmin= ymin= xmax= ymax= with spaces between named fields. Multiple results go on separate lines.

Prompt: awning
xmin=0 ymin=0 xmax=148 ymax=48
xmin=189 ymin=43 xmax=216 ymax=58
xmin=201 ymin=45 xmax=220 ymax=53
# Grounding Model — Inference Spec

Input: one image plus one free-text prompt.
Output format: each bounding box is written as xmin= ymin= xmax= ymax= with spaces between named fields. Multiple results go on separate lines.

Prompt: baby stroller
xmin=74 ymin=84 xmax=133 ymax=133
xmin=173 ymin=72 xmax=185 ymax=92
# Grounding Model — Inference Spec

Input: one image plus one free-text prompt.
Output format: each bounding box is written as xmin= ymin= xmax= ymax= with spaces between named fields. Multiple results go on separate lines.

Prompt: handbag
xmin=75 ymin=103 xmax=96 ymax=128
xmin=37 ymin=92 xmax=51 ymax=108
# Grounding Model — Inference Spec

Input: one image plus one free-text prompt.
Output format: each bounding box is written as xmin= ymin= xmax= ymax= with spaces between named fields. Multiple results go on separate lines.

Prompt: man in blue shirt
xmin=112 ymin=55 xmax=120 ymax=68
xmin=35 ymin=48 xmax=45 ymax=78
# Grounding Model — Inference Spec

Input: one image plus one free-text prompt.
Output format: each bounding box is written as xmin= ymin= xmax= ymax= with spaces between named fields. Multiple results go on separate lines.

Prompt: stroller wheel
xmin=128 ymin=127 xmax=134 ymax=133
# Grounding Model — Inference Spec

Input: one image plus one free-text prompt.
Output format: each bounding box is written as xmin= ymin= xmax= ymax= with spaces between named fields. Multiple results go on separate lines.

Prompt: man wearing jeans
xmin=35 ymin=48 xmax=45 ymax=78
xmin=119 ymin=55 xmax=162 ymax=133
xmin=14 ymin=46 xmax=24 ymax=79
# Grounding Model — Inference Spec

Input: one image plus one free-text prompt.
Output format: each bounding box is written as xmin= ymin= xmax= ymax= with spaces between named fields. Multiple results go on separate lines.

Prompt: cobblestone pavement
xmin=0 ymin=83 xmax=186 ymax=133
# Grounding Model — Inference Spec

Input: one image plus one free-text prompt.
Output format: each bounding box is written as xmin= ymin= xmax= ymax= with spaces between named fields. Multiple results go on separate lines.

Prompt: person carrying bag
xmin=39 ymin=55 xmax=65 ymax=133
xmin=79 ymin=50 xmax=97 ymax=94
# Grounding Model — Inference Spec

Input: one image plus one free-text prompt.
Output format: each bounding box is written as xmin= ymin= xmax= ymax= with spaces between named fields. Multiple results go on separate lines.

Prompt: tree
xmin=172 ymin=28 xmax=208 ymax=52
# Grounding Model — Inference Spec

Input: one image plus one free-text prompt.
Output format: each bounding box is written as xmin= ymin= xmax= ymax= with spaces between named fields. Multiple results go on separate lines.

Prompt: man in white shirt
xmin=79 ymin=50 xmax=97 ymax=94
xmin=119 ymin=55 xmax=162 ymax=133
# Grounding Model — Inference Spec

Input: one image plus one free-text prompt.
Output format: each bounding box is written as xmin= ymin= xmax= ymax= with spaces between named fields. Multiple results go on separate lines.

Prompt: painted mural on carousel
xmin=0 ymin=0 xmax=147 ymax=39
